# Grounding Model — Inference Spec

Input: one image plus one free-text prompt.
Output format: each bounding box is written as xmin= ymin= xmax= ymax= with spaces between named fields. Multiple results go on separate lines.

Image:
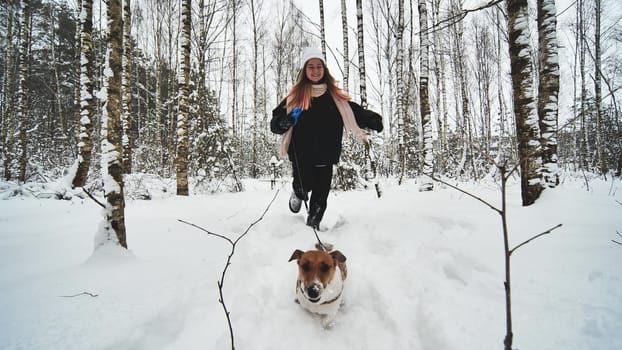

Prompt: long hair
xmin=285 ymin=62 xmax=350 ymax=111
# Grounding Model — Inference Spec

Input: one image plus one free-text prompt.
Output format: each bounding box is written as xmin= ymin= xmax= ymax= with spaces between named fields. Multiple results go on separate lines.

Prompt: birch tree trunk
xmin=356 ymin=0 xmax=367 ymax=108
xmin=231 ymin=0 xmax=238 ymax=137
xmin=594 ymin=0 xmax=607 ymax=175
xmin=3 ymin=0 xmax=16 ymax=181
xmin=71 ymin=0 xmax=94 ymax=188
xmin=579 ymin=0 xmax=589 ymax=170
xmin=73 ymin=1 xmax=82 ymax=154
xmin=17 ymin=0 xmax=31 ymax=183
xmin=98 ymin=0 xmax=127 ymax=248
xmin=319 ymin=0 xmax=326 ymax=58
xmin=449 ymin=0 xmax=470 ymax=177
xmin=537 ymin=0 xmax=560 ymax=187
xmin=250 ymin=0 xmax=261 ymax=178
xmin=507 ymin=0 xmax=543 ymax=205
xmin=340 ymin=0 xmax=349 ymax=93
xmin=496 ymin=8 xmax=508 ymax=164
xmin=356 ymin=0 xmax=381 ymax=198
xmin=431 ymin=0 xmax=447 ymax=174
xmin=175 ymin=0 xmax=191 ymax=196
xmin=419 ymin=0 xmax=433 ymax=191
xmin=49 ymin=8 xmax=65 ymax=140
xmin=122 ymin=0 xmax=133 ymax=173
xmin=396 ymin=0 xmax=406 ymax=184
xmin=153 ymin=0 xmax=164 ymax=175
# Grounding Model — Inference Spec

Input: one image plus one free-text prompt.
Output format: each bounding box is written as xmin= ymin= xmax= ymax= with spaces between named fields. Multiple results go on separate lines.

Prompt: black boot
xmin=306 ymin=203 xmax=325 ymax=230
xmin=289 ymin=192 xmax=302 ymax=213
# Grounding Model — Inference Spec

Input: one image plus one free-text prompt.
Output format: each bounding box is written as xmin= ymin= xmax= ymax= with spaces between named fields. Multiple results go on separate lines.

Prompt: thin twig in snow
xmin=60 ymin=292 xmax=98 ymax=298
xmin=178 ymin=188 xmax=281 ymax=350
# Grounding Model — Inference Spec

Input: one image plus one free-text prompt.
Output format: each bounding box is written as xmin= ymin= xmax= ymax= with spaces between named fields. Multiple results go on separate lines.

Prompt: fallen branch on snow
xmin=60 ymin=292 xmax=98 ymax=298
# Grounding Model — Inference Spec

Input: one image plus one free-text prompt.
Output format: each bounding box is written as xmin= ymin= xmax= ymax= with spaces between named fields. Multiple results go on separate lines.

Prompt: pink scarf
xmin=280 ymin=84 xmax=367 ymax=159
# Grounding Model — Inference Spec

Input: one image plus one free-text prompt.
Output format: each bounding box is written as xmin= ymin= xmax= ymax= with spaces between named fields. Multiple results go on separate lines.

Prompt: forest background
xmin=1 ymin=0 xmax=621 ymax=208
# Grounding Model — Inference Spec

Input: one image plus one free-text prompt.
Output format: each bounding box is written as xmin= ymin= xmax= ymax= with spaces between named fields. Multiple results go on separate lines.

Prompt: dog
xmin=289 ymin=243 xmax=347 ymax=328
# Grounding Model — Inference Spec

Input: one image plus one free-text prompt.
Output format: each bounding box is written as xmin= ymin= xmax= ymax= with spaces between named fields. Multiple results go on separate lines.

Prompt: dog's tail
xmin=315 ymin=242 xmax=334 ymax=252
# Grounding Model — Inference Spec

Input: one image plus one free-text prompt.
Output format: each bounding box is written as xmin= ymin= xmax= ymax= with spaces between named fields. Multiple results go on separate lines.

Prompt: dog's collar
xmin=320 ymin=285 xmax=343 ymax=305
xmin=297 ymin=283 xmax=343 ymax=305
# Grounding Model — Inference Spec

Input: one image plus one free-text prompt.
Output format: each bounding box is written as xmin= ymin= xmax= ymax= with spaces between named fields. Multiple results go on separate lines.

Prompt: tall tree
xmin=71 ymin=0 xmax=94 ymax=188
xmin=250 ymin=0 xmax=262 ymax=178
xmin=449 ymin=0 xmax=471 ymax=177
xmin=396 ymin=0 xmax=406 ymax=184
xmin=175 ymin=0 xmax=191 ymax=195
xmin=593 ymin=0 xmax=607 ymax=175
xmin=319 ymin=0 xmax=326 ymax=58
xmin=3 ymin=0 xmax=16 ymax=180
xmin=356 ymin=0 xmax=381 ymax=198
xmin=17 ymin=0 xmax=31 ymax=183
xmin=431 ymin=0 xmax=448 ymax=174
xmin=419 ymin=0 xmax=433 ymax=191
xmin=508 ymin=3 xmax=542 ymax=204
xmin=340 ymin=0 xmax=349 ymax=93
xmin=578 ymin=0 xmax=589 ymax=170
xmin=231 ymin=0 xmax=239 ymax=137
xmin=537 ymin=0 xmax=560 ymax=187
xmin=355 ymin=0 xmax=367 ymax=108
xmin=98 ymin=0 xmax=127 ymax=248
xmin=122 ymin=0 xmax=133 ymax=173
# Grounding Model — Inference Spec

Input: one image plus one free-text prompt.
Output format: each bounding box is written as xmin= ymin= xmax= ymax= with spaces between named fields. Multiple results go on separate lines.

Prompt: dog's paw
xmin=294 ymin=298 xmax=299 ymax=304
xmin=321 ymin=314 xmax=337 ymax=329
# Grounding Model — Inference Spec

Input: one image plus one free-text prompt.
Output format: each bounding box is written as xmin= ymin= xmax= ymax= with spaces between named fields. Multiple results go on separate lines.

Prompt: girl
xmin=271 ymin=47 xmax=383 ymax=229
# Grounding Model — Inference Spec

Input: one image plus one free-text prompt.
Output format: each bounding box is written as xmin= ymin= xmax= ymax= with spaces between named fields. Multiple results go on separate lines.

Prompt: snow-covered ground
xmin=0 ymin=175 xmax=620 ymax=350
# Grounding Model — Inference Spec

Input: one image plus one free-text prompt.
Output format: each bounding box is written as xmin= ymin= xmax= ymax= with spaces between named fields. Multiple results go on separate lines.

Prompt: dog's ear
xmin=330 ymin=250 xmax=346 ymax=263
xmin=289 ymin=249 xmax=304 ymax=262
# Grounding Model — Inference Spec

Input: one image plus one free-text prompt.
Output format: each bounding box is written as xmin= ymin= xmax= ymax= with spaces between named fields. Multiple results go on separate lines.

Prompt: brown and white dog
xmin=289 ymin=243 xmax=347 ymax=328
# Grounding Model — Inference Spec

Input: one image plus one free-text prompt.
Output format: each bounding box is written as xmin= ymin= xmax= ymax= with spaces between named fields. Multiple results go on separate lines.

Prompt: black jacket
xmin=270 ymin=92 xmax=383 ymax=165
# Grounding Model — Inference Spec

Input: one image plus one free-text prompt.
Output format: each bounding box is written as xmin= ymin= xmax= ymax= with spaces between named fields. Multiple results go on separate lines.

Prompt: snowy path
xmin=0 ymin=178 xmax=620 ymax=349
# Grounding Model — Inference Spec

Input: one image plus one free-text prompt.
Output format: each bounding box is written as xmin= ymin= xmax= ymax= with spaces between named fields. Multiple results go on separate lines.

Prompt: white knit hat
xmin=300 ymin=47 xmax=326 ymax=68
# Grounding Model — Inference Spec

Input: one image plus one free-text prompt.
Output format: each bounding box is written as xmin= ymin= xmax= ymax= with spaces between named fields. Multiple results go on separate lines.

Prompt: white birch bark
xmin=537 ymin=0 xmax=560 ymax=186
xmin=175 ymin=0 xmax=191 ymax=195
xmin=17 ymin=0 xmax=31 ymax=182
xmin=340 ymin=0 xmax=349 ymax=93
xmin=3 ymin=0 xmax=16 ymax=180
xmin=122 ymin=0 xmax=132 ymax=173
xmin=396 ymin=0 xmax=405 ymax=183
xmin=72 ymin=0 xmax=95 ymax=188
xmin=507 ymin=0 xmax=543 ymax=206
xmin=419 ymin=0 xmax=433 ymax=191
xmin=98 ymin=0 xmax=127 ymax=249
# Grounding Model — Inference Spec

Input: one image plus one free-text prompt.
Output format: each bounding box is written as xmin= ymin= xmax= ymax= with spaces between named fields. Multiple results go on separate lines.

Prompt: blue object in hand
xmin=291 ymin=107 xmax=302 ymax=124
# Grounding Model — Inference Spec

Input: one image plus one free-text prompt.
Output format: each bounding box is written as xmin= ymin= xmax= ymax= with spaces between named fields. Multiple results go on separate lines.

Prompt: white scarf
xmin=280 ymin=84 xmax=367 ymax=159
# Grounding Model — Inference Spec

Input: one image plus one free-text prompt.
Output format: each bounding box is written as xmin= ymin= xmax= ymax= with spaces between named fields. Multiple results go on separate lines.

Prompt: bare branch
xmin=61 ymin=292 xmax=98 ymax=298
xmin=510 ymin=223 xmax=563 ymax=255
xmin=428 ymin=174 xmax=502 ymax=215
xmin=421 ymin=0 xmax=504 ymax=36
xmin=83 ymin=188 xmax=105 ymax=209
xmin=177 ymin=219 xmax=233 ymax=244
xmin=613 ymin=231 xmax=622 ymax=246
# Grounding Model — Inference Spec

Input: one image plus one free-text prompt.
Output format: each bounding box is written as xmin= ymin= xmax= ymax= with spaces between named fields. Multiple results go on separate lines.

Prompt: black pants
xmin=291 ymin=160 xmax=333 ymax=224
